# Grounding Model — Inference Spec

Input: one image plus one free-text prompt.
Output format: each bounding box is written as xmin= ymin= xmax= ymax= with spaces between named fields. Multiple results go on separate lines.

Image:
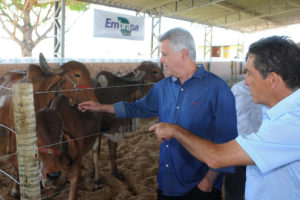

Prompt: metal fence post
xmin=13 ymin=83 xmax=41 ymax=200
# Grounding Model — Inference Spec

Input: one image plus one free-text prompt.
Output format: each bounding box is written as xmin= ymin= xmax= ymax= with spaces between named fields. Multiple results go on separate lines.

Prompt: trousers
xmin=224 ymin=166 xmax=246 ymax=200
xmin=157 ymin=186 xmax=222 ymax=200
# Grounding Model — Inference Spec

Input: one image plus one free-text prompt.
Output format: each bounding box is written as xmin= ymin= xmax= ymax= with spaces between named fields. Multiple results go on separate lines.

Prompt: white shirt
xmin=231 ymin=81 xmax=262 ymax=135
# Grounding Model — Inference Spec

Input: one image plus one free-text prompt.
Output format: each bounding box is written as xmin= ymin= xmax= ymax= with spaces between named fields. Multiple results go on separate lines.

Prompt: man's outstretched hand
xmin=149 ymin=123 xmax=178 ymax=143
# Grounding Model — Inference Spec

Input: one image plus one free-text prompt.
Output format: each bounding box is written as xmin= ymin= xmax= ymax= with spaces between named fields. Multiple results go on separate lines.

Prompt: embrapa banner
xmin=94 ymin=9 xmax=145 ymax=40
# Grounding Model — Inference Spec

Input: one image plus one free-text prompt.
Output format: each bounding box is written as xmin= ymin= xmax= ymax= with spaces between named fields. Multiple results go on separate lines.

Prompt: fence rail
xmin=0 ymin=64 xmax=244 ymax=199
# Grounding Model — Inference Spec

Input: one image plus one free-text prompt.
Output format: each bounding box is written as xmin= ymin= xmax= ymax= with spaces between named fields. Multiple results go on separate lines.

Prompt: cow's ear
xmin=27 ymin=64 xmax=44 ymax=82
xmin=64 ymin=133 xmax=79 ymax=164
xmin=130 ymin=90 xmax=141 ymax=101
xmin=97 ymin=74 xmax=108 ymax=87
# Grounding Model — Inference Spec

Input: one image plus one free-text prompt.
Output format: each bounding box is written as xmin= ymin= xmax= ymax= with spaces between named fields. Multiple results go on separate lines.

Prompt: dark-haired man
xmin=151 ymin=36 xmax=300 ymax=200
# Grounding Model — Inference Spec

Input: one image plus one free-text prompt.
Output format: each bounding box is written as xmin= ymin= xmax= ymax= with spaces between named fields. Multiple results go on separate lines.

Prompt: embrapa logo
xmin=105 ymin=17 xmax=139 ymax=36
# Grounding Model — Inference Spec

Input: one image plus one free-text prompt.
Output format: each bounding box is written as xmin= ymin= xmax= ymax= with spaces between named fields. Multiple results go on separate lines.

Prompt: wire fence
xmin=32 ymin=82 xmax=155 ymax=95
xmin=0 ymin=126 xmax=156 ymax=200
xmin=0 ymin=86 xmax=12 ymax=91
xmin=39 ymin=178 xmax=93 ymax=200
xmin=0 ymin=61 xmax=243 ymax=199
xmin=0 ymin=123 xmax=156 ymax=200
xmin=36 ymin=151 xmax=158 ymax=200
xmin=0 ymin=81 xmax=159 ymax=200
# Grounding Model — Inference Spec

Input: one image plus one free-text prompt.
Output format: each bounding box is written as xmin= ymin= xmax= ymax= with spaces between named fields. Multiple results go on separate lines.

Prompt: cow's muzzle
xmin=47 ymin=171 xmax=61 ymax=180
xmin=41 ymin=171 xmax=62 ymax=189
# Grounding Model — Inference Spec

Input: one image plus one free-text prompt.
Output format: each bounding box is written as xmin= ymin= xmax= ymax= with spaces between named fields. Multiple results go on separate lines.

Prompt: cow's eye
xmin=152 ymin=70 xmax=158 ymax=75
xmin=74 ymin=74 xmax=80 ymax=78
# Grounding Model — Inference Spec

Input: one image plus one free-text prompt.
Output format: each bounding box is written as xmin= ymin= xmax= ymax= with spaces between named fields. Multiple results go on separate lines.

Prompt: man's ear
xmin=181 ymin=49 xmax=189 ymax=60
xmin=268 ymin=72 xmax=280 ymax=89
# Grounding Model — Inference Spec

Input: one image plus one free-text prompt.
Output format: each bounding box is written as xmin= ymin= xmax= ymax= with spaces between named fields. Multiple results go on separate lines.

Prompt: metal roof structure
xmin=77 ymin=0 xmax=300 ymax=33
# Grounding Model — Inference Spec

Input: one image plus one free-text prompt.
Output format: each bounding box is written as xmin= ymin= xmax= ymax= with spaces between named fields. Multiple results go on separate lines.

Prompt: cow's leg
xmin=107 ymin=140 xmax=125 ymax=181
xmin=68 ymin=163 xmax=81 ymax=200
xmin=9 ymin=133 xmax=20 ymax=198
xmin=92 ymin=136 xmax=102 ymax=190
xmin=131 ymin=118 xmax=139 ymax=132
xmin=10 ymin=160 xmax=20 ymax=198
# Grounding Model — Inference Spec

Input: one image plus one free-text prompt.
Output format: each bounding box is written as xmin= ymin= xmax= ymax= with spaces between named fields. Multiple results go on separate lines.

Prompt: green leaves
xmin=66 ymin=0 xmax=89 ymax=11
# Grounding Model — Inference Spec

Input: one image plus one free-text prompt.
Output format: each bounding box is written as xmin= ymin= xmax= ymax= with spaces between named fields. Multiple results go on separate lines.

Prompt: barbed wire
xmin=0 ymin=152 xmax=17 ymax=160
xmin=32 ymin=82 xmax=155 ymax=95
xmin=0 ymin=82 xmax=155 ymax=95
xmin=37 ymin=156 xmax=158 ymax=200
xmin=0 ymin=124 xmax=157 ymax=199
xmin=0 ymin=151 xmax=19 ymax=185
xmin=0 ymin=168 xmax=20 ymax=185
xmin=37 ymin=131 xmax=103 ymax=150
xmin=0 ymin=81 xmax=157 ymax=199
xmin=0 ymin=124 xmax=140 ymax=184
xmin=0 ymin=82 xmax=153 ymax=138
xmin=39 ymin=176 xmax=93 ymax=200
xmin=0 ymin=94 xmax=13 ymax=99
xmin=0 ymin=124 xmax=16 ymax=134
xmin=0 ymin=86 xmax=13 ymax=90
xmin=0 ymin=125 xmax=141 ymax=190
xmin=36 ymin=124 xmax=138 ymax=150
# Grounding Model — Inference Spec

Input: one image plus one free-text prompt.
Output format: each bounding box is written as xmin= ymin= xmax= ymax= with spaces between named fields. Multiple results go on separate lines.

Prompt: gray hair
xmin=159 ymin=27 xmax=196 ymax=61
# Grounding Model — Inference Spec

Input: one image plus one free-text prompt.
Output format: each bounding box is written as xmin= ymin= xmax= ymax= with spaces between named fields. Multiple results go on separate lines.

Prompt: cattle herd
xmin=0 ymin=54 xmax=164 ymax=200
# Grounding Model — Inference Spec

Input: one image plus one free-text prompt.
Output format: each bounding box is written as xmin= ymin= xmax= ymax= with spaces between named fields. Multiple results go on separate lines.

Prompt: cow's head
xmin=36 ymin=107 xmax=79 ymax=190
xmin=125 ymin=61 xmax=165 ymax=99
xmin=27 ymin=53 xmax=97 ymax=110
xmin=135 ymin=61 xmax=164 ymax=83
xmin=59 ymin=61 xmax=98 ymax=104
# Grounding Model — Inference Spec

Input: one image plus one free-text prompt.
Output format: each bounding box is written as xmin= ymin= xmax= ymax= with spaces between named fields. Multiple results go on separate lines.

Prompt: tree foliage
xmin=0 ymin=0 xmax=89 ymax=57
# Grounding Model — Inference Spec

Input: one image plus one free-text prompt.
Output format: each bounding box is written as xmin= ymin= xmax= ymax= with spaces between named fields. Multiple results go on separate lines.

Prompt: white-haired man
xmin=79 ymin=27 xmax=237 ymax=200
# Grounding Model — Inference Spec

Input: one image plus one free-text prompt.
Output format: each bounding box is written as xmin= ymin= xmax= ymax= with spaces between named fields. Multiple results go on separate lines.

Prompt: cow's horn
xmin=39 ymin=53 xmax=64 ymax=75
xmin=121 ymin=70 xmax=146 ymax=82
xmin=97 ymin=75 xmax=109 ymax=87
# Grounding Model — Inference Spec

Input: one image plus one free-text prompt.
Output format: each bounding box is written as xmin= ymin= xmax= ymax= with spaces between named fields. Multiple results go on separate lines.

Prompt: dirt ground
xmin=0 ymin=117 xmax=160 ymax=200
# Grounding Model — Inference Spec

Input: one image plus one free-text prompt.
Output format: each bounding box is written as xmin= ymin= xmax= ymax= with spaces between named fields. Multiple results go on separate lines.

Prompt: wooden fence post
xmin=13 ymin=83 xmax=41 ymax=200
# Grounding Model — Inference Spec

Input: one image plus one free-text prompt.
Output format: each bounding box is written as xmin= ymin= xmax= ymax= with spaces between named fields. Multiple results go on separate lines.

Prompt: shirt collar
xmin=265 ymin=88 xmax=300 ymax=120
xmin=171 ymin=64 xmax=205 ymax=82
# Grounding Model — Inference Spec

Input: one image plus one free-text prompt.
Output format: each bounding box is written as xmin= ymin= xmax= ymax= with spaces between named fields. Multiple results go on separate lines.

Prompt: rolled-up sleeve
xmin=113 ymin=83 xmax=160 ymax=119
xmin=114 ymin=102 xmax=127 ymax=118
xmin=236 ymin=132 xmax=300 ymax=174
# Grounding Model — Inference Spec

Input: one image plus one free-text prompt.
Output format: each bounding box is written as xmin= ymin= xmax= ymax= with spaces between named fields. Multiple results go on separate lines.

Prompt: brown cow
xmin=94 ymin=61 xmax=164 ymax=181
xmin=36 ymin=94 xmax=101 ymax=200
xmin=0 ymin=53 xmax=98 ymax=198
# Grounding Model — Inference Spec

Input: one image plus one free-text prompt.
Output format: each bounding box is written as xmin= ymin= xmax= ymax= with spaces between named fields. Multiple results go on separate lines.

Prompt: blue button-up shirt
xmin=236 ymin=88 xmax=300 ymax=200
xmin=114 ymin=65 xmax=237 ymax=196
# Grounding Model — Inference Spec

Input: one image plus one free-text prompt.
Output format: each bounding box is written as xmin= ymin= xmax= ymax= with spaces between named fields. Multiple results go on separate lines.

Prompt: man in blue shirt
xmin=151 ymin=36 xmax=300 ymax=200
xmin=79 ymin=27 xmax=237 ymax=199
